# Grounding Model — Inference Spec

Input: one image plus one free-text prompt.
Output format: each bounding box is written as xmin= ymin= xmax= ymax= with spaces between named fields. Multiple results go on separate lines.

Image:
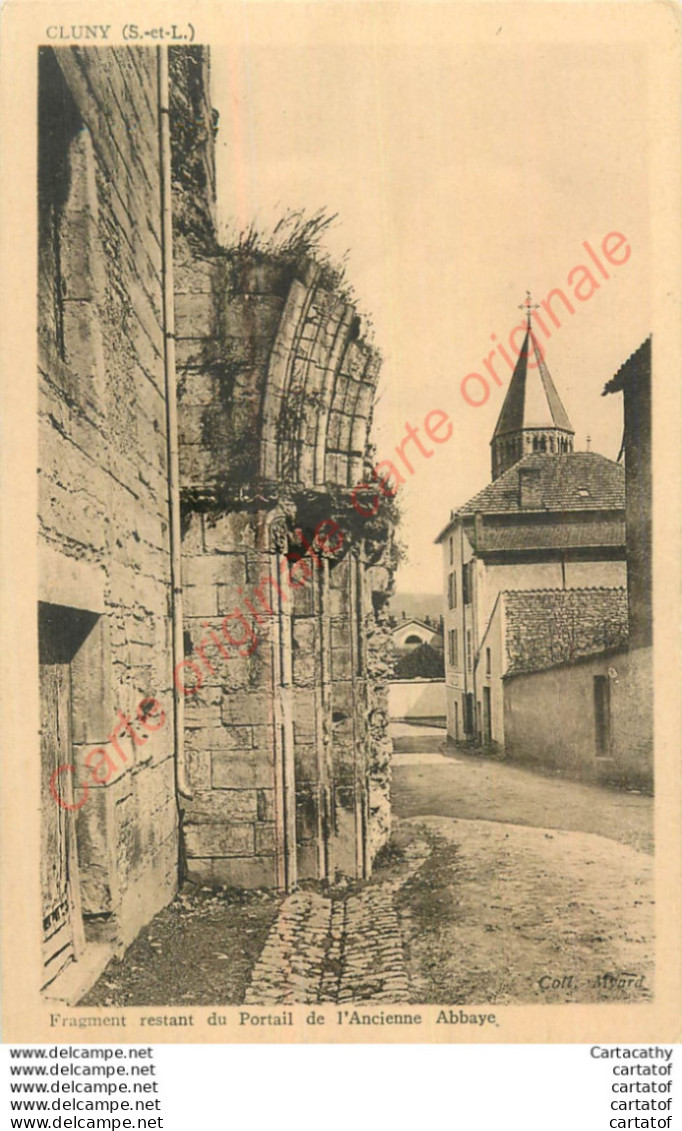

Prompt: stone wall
xmin=504 ymin=587 xmax=628 ymax=675
xmin=603 ymin=338 xmax=652 ymax=649
xmin=166 ymin=46 xmax=396 ymax=888
xmin=173 ymin=251 xmax=377 ymax=497
xmin=37 ymin=45 xmax=178 ymax=972
xmin=173 ymin=229 xmax=393 ymax=885
xmin=174 ymin=254 xmax=293 ymax=491
xmin=168 ymin=46 xmax=217 ymax=250
xmin=37 ymin=39 xmax=396 ymax=988
xmin=178 ymin=509 xmax=280 ymax=888
xmin=364 ymin=568 xmax=395 ymax=861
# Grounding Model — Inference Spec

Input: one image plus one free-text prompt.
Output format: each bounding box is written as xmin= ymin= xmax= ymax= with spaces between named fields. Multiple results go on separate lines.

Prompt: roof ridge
xmin=603 ymin=335 xmax=652 ymax=395
xmin=508 ymin=588 xmax=625 ymax=594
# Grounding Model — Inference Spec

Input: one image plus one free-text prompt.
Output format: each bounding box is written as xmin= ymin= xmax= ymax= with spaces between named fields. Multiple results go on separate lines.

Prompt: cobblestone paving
xmin=243 ymin=891 xmax=331 ymax=1005
xmin=244 ymin=841 xmax=429 ymax=1005
xmin=336 ymin=888 xmax=409 ymax=1003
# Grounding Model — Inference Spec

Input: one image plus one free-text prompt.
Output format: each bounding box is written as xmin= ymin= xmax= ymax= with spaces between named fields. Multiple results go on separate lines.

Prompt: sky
xmin=209 ymin=5 xmax=650 ymax=593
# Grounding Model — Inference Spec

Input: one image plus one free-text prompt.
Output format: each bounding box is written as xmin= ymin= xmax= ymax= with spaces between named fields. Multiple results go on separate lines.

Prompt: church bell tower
xmin=491 ymin=293 xmax=575 ymax=480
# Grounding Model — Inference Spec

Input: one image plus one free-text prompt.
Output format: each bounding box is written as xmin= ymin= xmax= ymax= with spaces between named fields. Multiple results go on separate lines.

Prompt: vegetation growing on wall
xmin=169 ymin=46 xmax=219 ymax=252
xmin=227 ymin=208 xmax=357 ymax=308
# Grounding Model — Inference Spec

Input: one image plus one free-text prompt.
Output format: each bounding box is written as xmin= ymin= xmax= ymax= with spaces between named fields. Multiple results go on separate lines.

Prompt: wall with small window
xmin=440 ymin=522 xmax=475 ymax=743
xmin=503 ymin=645 xmax=652 ymax=788
xmin=473 ymin=593 xmax=506 ymax=747
xmin=447 ymin=628 xmax=458 ymax=669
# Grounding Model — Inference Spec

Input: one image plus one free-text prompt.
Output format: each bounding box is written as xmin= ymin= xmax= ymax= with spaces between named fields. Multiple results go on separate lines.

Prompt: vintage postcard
xmin=0 ymin=0 xmax=680 ymax=1044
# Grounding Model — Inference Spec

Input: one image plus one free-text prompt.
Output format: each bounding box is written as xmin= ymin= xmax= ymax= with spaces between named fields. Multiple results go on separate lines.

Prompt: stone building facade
xmin=437 ymin=450 xmax=627 ymax=746
xmin=436 ymin=320 xmax=652 ymax=789
xmin=391 ymin=618 xmax=443 ymax=654
xmin=479 ymin=586 xmax=628 ymax=749
xmin=37 ymin=45 xmax=395 ymax=997
xmin=503 ymin=337 xmax=654 ymax=789
xmin=436 ymin=323 xmax=627 ymax=750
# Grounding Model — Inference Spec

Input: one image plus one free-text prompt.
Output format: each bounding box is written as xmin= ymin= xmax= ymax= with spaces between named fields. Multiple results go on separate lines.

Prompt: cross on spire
xmin=519 ymin=289 xmax=540 ymax=328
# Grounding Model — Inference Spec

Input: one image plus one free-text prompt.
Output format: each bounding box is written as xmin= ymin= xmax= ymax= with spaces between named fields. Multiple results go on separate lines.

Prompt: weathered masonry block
xmin=171 ymin=70 xmax=397 ymax=884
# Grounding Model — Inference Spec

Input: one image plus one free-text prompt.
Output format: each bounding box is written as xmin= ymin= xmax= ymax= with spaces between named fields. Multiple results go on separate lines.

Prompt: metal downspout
xmin=262 ymin=507 xmax=297 ymax=891
xmin=158 ymin=47 xmax=192 ymax=801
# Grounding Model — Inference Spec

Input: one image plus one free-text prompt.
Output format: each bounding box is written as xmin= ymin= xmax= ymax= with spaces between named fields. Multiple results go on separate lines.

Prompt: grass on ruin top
xmin=223 ymin=207 xmax=375 ymax=339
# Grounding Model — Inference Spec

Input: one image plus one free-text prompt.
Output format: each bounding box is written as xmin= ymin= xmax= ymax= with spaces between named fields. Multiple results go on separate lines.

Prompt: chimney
xmin=518 ymin=466 xmax=543 ymax=509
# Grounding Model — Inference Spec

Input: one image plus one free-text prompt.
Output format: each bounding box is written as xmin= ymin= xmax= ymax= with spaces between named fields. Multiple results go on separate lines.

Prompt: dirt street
xmin=391 ymin=724 xmax=654 ymax=1003
xmin=391 ymin=722 xmax=653 ymax=853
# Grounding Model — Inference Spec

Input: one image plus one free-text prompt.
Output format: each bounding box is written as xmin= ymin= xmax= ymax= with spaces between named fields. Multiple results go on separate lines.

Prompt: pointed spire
xmin=491 ymin=316 xmax=574 ymax=480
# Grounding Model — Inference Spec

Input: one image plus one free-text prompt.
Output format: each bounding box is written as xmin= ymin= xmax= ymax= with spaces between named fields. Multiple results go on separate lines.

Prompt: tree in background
xmin=393 ymin=642 xmax=445 ymax=680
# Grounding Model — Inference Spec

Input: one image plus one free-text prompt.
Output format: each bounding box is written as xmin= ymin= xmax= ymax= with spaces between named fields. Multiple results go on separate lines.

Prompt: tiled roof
xmin=493 ymin=328 xmax=573 ymax=437
xmin=603 ymin=336 xmax=651 ymax=395
xmin=456 ymin=452 xmax=625 ymax=517
xmin=502 ymin=587 xmax=628 ymax=675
